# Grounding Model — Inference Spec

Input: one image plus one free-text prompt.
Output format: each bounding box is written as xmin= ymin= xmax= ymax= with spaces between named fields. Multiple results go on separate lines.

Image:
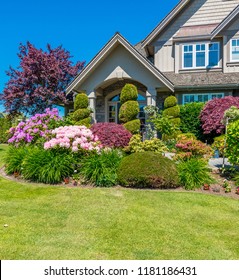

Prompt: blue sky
xmin=0 ymin=0 xmax=179 ymax=112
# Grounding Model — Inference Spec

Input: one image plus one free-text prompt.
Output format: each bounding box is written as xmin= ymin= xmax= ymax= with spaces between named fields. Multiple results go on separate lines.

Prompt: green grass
xmin=0 ymin=144 xmax=239 ymax=260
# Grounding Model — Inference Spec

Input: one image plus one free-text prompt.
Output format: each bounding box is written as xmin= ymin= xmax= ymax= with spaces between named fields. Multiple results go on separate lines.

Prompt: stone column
xmin=146 ymin=88 xmax=157 ymax=106
xmin=88 ymin=91 xmax=96 ymax=123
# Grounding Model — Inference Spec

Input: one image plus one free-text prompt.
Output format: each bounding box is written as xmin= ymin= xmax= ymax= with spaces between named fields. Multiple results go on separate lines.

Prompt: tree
xmin=200 ymin=96 xmax=239 ymax=135
xmin=1 ymin=42 xmax=84 ymax=115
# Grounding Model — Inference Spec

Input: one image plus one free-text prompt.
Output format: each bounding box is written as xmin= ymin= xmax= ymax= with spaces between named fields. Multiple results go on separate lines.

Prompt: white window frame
xmin=182 ymin=93 xmax=225 ymax=105
xmin=230 ymin=38 xmax=239 ymax=62
xmin=182 ymin=42 xmax=220 ymax=69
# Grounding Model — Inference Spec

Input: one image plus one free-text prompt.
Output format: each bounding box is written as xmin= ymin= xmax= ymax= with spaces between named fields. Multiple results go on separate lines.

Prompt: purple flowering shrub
xmin=200 ymin=96 xmax=239 ymax=135
xmin=91 ymin=122 xmax=132 ymax=148
xmin=44 ymin=125 xmax=102 ymax=153
xmin=8 ymin=108 xmax=61 ymax=146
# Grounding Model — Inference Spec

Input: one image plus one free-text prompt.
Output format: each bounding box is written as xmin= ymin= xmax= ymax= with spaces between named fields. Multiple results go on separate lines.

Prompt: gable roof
xmin=141 ymin=0 xmax=190 ymax=48
xmin=66 ymin=33 xmax=174 ymax=94
xmin=211 ymin=4 xmax=239 ymax=39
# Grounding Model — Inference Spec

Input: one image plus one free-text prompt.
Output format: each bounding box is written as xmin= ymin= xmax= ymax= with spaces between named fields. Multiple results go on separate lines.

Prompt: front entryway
xmin=107 ymin=93 xmax=147 ymax=124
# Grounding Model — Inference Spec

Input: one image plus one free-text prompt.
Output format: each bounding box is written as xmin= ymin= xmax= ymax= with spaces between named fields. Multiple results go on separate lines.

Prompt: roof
xmin=66 ymin=32 xmax=174 ymax=94
xmin=174 ymin=24 xmax=218 ymax=40
xmin=141 ymin=0 xmax=191 ymax=48
xmin=163 ymin=72 xmax=239 ymax=89
xmin=211 ymin=4 xmax=239 ymax=39
xmin=142 ymin=0 xmax=239 ymax=47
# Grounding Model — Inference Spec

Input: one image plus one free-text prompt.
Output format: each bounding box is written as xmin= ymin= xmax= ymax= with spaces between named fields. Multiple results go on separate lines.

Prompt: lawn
xmin=0 ymin=144 xmax=239 ymax=260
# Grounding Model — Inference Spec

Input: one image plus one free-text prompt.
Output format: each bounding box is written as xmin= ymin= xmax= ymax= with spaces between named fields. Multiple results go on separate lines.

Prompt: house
xmin=65 ymin=0 xmax=239 ymax=124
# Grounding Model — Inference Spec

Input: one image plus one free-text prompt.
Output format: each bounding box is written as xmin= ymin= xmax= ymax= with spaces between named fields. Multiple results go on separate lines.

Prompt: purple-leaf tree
xmin=1 ymin=42 xmax=84 ymax=115
xmin=200 ymin=96 xmax=239 ymax=135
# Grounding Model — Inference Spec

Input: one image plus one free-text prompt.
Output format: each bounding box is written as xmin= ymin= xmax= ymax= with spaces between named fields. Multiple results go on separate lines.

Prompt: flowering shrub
xmin=174 ymin=138 xmax=213 ymax=161
xmin=8 ymin=108 xmax=61 ymax=146
xmin=200 ymin=96 xmax=239 ymax=135
xmin=91 ymin=122 xmax=132 ymax=148
xmin=44 ymin=125 xmax=101 ymax=153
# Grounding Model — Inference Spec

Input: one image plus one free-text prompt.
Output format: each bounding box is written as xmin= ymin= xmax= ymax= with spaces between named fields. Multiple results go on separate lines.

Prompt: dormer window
xmin=182 ymin=42 xmax=220 ymax=69
xmin=231 ymin=39 xmax=239 ymax=61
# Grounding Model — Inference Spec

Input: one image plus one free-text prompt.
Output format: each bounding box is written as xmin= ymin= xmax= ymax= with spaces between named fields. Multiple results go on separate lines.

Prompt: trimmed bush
xmin=80 ymin=149 xmax=123 ymax=187
xmin=163 ymin=106 xmax=180 ymax=118
xmin=119 ymin=101 xmax=139 ymax=123
xmin=177 ymin=158 xmax=214 ymax=190
xmin=117 ymin=151 xmax=179 ymax=188
xmin=164 ymin=95 xmax=177 ymax=108
xmin=123 ymin=119 xmax=140 ymax=134
xmin=72 ymin=93 xmax=91 ymax=127
xmin=75 ymin=117 xmax=92 ymax=128
xmin=74 ymin=93 xmax=89 ymax=110
xmin=180 ymin=102 xmax=204 ymax=140
xmin=163 ymin=96 xmax=181 ymax=133
xmin=91 ymin=122 xmax=132 ymax=148
xmin=73 ymin=108 xmax=92 ymax=121
xmin=120 ymin=84 xmax=138 ymax=104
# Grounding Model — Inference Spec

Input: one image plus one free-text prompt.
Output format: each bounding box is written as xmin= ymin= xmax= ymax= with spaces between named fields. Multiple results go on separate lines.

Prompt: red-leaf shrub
xmin=91 ymin=123 xmax=132 ymax=148
xmin=200 ymin=96 xmax=239 ymax=134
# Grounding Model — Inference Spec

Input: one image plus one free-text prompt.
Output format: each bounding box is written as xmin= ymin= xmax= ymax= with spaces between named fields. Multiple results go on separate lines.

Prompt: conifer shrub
xmin=91 ymin=122 xmax=132 ymax=148
xmin=117 ymin=151 xmax=179 ymax=188
xmin=120 ymin=84 xmax=138 ymax=104
xmin=123 ymin=119 xmax=140 ymax=134
xmin=72 ymin=93 xmax=91 ymax=127
xmin=119 ymin=84 xmax=140 ymax=134
xmin=73 ymin=108 xmax=92 ymax=120
xmin=119 ymin=101 xmax=139 ymax=123
xmin=74 ymin=93 xmax=89 ymax=110
xmin=163 ymin=96 xmax=181 ymax=129
xmin=164 ymin=95 xmax=177 ymax=108
xmin=179 ymin=102 xmax=204 ymax=140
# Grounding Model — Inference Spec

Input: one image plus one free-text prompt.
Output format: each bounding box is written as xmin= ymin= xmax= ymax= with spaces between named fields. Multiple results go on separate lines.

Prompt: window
xmin=182 ymin=42 xmax=220 ymax=69
xmin=231 ymin=39 xmax=239 ymax=61
xmin=183 ymin=93 xmax=224 ymax=104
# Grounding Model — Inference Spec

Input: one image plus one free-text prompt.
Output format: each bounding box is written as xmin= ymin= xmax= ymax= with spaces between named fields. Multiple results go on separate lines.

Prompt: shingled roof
xmin=163 ymin=72 xmax=239 ymax=89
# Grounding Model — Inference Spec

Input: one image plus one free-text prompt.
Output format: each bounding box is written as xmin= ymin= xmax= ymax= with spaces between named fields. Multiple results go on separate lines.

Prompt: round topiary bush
xmin=75 ymin=117 xmax=92 ymax=128
xmin=72 ymin=93 xmax=91 ymax=127
xmin=73 ymin=108 xmax=91 ymax=121
xmin=119 ymin=101 xmax=139 ymax=123
xmin=163 ymin=105 xmax=180 ymax=118
xmin=120 ymin=84 xmax=138 ymax=104
xmin=164 ymin=95 xmax=177 ymax=108
xmin=74 ymin=93 xmax=89 ymax=110
xmin=117 ymin=151 xmax=179 ymax=188
xmin=123 ymin=119 xmax=140 ymax=134
xmin=91 ymin=122 xmax=132 ymax=148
